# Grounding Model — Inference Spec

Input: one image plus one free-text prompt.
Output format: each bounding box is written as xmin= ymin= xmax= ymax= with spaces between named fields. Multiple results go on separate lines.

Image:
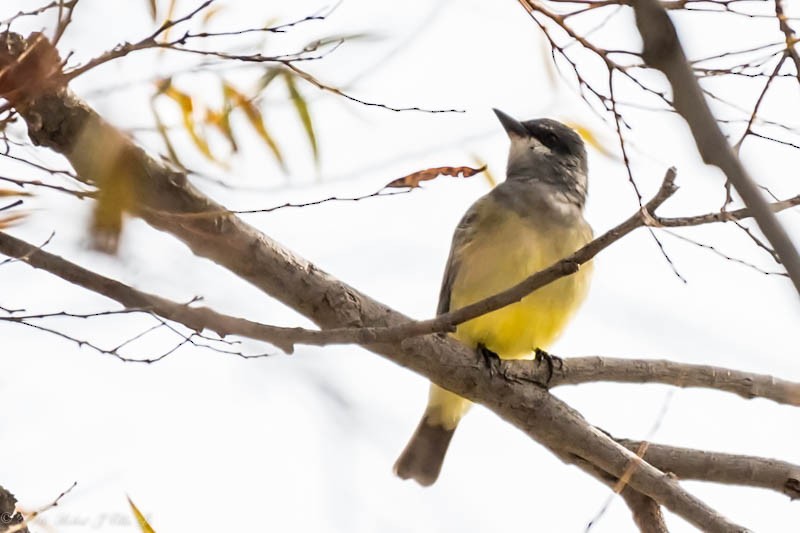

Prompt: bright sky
xmin=1 ymin=1 xmax=799 ymax=532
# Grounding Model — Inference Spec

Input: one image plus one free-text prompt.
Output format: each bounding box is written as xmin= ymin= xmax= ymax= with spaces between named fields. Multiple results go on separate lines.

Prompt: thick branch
xmin=631 ymin=0 xmax=800 ymax=295
xmin=0 ymin=32 xmax=752 ymax=532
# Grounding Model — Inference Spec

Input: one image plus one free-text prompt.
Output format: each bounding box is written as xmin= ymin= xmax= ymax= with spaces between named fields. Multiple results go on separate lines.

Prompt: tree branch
xmin=631 ymin=0 xmax=800 ymax=295
xmin=525 ymin=356 xmax=800 ymax=406
xmin=620 ymin=488 xmax=669 ymax=533
xmin=4 ymin=230 xmax=798 ymax=410
xmin=0 ymin=31 xmax=758 ymax=532
xmin=618 ymin=440 xmax=800 ymax=500
xmin=0 ymin=230 xmax=300 ymax=354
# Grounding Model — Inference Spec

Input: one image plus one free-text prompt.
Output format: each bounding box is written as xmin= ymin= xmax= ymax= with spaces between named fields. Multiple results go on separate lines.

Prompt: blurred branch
xmin=0 ymin=0 xmax=77 ymax=27
xmin=7 ymin=481 xmax=75 ymax=533
xmin=58 ymin=3 xmax=458 ymax=114
xmin=631 ymin=0 xmax=800 ymax=295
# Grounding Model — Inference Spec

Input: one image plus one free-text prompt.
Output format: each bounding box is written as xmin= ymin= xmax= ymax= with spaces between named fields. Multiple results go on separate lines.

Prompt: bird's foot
xmin=477 ymin=343 xmax=503 ymax=377
xmin=534 ymin=348 xmax=563 ymax=387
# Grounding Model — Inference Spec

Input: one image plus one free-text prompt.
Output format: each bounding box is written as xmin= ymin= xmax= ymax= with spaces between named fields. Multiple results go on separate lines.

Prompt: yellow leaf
xmin=223 ymin=82 xmax=285 ymax=169
xmin=206 ymin=108 xmax=238 ymax=153
xmin=470 ymin=155 xmax=496 ymax=188
xmin=159 ymin=0 xmax=178 ymax=43
xmin=150 ymin=99 xmax=183 ymax=167
xmin=201 ymin=4 xmax=225 ymax=25
xmin=566 ymin=121 xmax=618 ymax=160
xmin=127 ymin=497 xmax=156 ymax=533
xmin=284 ymin=72 xmax=318 ymax=164
xmin=161 ymin=82 xmax=220 ymax=165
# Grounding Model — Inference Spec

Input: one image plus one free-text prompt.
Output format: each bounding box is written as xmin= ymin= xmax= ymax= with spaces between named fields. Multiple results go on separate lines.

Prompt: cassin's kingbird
xmin=394 ymin=109 xmax=593 ymax=486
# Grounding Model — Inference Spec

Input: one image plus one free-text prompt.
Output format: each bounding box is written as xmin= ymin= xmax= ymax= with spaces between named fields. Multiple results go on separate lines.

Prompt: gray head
xmin=493 ymin=108 xmax=588 ymax=206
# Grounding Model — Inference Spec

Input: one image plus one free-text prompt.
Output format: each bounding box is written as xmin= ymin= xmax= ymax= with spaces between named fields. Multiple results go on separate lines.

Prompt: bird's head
xmin=493 ymin=109 xmax=588 ymax=203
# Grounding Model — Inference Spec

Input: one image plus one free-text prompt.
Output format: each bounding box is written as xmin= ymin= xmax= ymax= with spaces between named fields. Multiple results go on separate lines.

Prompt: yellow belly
xmin=450 ymin=214 xmax=592 ymax=358
xmin=427 ymin=206 xmax=592 ymax=428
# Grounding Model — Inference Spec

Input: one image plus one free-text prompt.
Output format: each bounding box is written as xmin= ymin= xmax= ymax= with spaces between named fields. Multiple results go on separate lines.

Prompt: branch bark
xmin=619 ymin=440 xmax=800 ymax=500
xmin=631 ymin=0 xmax=800 ymax=295
xmin=0 ymin=31 xmax=759 ymax=532
xmin=523 ymin=356 xmax=800 ymax=406
xmin=621 ymin=489 xmax=669 ymax=533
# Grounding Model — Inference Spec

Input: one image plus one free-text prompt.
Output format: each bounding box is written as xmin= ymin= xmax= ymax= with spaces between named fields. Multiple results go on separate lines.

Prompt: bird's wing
xmin=436 ymin=196 xmax=489 ymax=315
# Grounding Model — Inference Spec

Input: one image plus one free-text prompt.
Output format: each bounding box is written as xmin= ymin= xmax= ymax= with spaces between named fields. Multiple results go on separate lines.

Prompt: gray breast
xmin=490 ymin=179 xmax=585 ymax=229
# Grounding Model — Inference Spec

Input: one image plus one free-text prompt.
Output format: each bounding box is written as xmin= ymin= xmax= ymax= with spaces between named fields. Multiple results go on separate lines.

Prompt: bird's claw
xmin=478 ymin=343 xmax=503 ymax=377
xmin=534 ymin=348 xmax=562 ymax=387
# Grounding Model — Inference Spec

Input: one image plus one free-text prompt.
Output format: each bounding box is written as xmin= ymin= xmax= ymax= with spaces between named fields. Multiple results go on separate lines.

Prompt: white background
xmin=1 ymin=0 xmax=799 ymax=531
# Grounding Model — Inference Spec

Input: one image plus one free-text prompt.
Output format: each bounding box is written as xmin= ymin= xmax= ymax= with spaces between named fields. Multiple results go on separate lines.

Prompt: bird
xmin=393 ymin=109 xmax=594 ymax=486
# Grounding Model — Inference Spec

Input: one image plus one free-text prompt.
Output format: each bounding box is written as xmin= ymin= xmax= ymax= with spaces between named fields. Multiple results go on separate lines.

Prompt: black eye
xmin=544 ymin=133 xmax=559 ymax=147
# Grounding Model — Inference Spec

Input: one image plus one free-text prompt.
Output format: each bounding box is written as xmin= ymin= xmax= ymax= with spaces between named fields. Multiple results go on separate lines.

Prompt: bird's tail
xmin=393 ymin=413 xmax=456 ymax=486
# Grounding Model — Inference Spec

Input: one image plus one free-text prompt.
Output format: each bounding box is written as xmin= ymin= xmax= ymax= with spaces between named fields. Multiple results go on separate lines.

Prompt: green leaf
xmin=283 ymin=72 xmax=318 ymax=164
xmin=257 ymin=67 xmax=283 ymax=92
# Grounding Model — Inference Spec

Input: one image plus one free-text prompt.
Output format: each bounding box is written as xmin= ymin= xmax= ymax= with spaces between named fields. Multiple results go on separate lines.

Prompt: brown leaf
xmin=0 ymin=189 xmax=31 ymax=198
xmin=385 ymin=165 xmax=486 ymax=189
xmin=0 ymin=33 xmax=64 ymax=107
xmin=147 ymin=0 xmax=157 ymax=21
xmin=0 ymin=212 xmax=27 ymax=229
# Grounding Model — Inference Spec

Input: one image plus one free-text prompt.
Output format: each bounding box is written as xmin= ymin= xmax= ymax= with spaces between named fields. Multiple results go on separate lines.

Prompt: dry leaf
xmin=0 ymin=212 xmax=27 ymax=229
xmin=147 ymin=0 xmax=157 ymax=21
xmin=566 ymin=122 xmax=618 ymax=159
xmin=161 ymin=82 xmax=220 ymax=164
xmin=470 ymin=155 xmax=496 ymax=188
xmin=159 ymin=0 xmax=178 ymax=43
xmin=201 ymin=4 xmax=225 ymax=25
xmin=0 ymin=189 xmax=31 ymax=198
xmin=222 ymin=82 xmax=285 ymax=169
xmin=385 ymin=165 xmax=486 ymax=189
xmin=206 ymin=108 xmax=238 ymax=153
